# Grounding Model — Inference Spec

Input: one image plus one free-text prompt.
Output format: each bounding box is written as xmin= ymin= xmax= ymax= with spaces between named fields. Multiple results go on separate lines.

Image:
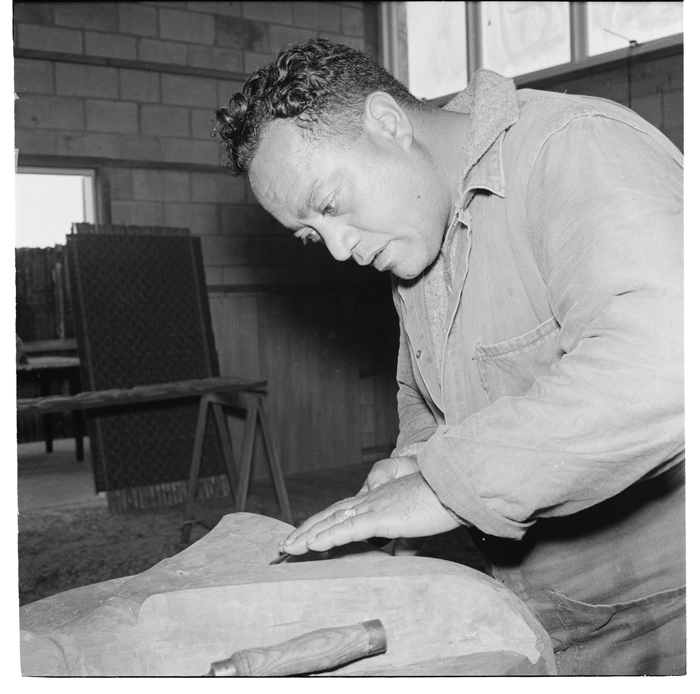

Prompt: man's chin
xmin=390 ymin=267 xmax=420 ymax=281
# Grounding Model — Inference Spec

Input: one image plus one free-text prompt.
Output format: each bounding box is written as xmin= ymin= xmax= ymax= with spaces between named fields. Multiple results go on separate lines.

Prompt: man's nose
xmin=323 ymin=225 xmax=361 ymax=262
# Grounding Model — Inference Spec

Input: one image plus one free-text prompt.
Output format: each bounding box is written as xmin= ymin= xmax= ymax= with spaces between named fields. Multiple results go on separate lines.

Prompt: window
xmin=480 ymin=2 xmax=571 ymax=77
xmin=587 ymin=2 xmax=683 ymax=56
xmin=15 ymin=169 xmax=96 ymax=248
xmin=406 ymin=1 xmax=468 ymax=100
xmin=391 ymin=2 xmax=683 ymax=102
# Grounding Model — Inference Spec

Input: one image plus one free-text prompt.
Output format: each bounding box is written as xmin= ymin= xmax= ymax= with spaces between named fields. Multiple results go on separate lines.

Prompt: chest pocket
xmin=474 ymin=317 xmax=563 ymax=405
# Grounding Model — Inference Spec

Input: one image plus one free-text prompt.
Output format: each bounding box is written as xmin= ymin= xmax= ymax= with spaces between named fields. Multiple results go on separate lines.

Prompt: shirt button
xmin=416 ymin=350 xmax=422 ymax=358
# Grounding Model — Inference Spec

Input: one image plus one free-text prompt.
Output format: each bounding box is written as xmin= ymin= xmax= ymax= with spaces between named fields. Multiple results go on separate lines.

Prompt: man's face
xmin=248 ymin=117 xmax=451 ymax=280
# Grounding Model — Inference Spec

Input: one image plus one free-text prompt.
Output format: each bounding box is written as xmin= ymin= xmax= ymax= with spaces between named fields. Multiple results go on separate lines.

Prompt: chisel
xmin=205 ymin=619 xmax=387 ymax=676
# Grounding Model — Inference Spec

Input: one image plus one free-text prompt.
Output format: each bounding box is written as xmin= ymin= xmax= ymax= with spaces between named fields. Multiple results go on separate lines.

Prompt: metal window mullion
xmin=570 ymin=1 xmax=589 ymax=63
xmin=380 ymin=2 xmax=409 ymax=84
xmin=466 ymin=1 xmax=482 ymax=81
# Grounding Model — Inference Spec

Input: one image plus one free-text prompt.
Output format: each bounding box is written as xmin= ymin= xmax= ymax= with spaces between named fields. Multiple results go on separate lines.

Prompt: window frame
xmin=15 ymin=167 xmax=98 ymax=248
xmin=383 ymin=2 xmax=683 ymax=105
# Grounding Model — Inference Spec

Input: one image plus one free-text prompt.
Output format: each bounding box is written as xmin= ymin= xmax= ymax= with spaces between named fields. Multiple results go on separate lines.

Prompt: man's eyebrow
xmin=296 ymin=179 xmax=321 ymax=218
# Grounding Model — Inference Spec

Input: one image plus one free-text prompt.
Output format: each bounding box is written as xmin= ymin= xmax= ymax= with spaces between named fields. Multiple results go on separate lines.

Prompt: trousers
xmin=474 ymin=462 xmax=686 ymax=675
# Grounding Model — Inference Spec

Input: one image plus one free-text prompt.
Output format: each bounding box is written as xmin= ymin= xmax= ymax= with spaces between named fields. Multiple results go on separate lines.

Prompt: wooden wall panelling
xmin=208 ymin=290 xmax=362 ymax=482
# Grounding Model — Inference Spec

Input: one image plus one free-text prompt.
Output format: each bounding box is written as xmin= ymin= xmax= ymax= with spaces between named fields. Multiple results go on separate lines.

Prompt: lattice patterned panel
xmin=67 ymin=230 xmax=226 ymax=496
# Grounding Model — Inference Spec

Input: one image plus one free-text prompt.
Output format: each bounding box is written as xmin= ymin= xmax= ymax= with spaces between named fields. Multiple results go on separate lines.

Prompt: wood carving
xmin=20 ymin=513 xmax=555 ymax=676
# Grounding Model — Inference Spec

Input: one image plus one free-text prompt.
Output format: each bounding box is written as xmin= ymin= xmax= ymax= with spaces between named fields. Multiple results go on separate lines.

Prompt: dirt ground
xmin=17 ymin=490 xmax=290 ymax=607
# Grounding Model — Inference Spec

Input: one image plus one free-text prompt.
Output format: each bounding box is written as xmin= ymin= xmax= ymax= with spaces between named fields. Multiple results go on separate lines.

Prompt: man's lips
xmin=371 ymin=245 xmax=391 ymax=271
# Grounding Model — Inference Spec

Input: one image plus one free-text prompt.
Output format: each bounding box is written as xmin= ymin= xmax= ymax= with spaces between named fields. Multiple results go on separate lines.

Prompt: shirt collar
xmin=443 ymin=70 xmax=519 ymax=211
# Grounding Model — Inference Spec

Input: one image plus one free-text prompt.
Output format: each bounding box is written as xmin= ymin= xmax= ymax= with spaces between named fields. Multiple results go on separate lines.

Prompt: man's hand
xmin=279 ymin=472 xmax=460 ymax=556
xmin=358 ymin=456 xmax=419 ymax=494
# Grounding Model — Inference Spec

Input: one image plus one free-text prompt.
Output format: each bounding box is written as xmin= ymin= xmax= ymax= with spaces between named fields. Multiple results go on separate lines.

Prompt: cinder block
xmin=56 ymin=63 xmax=118 ymax=98
xmin=187 ymin=45 xmax=244 ymax=73
xmin=119 ymin=3 xmax=158 ymax=37
xmin=217 ymin=79 xmax=245 ymax=110
xmin=243 ymin=2 xmax=293 ymax=24
xmin=86 ymin=99 xmax=138 ymax=133
xmin=317 ymin=32 xmax=364 ymax=49
xmin=54 ymin=3 xmax=119 ymax=32
xmin=159 ymin=7 xmax=215 ymax=45
xmin=132 ymin=169 xmax=163 ymax=200
xmin=15 ymin=127 xmax=59 ymax=156
xmin=119 ymin=69 xmax=160 ymax=103
xmin=143 ymin=2 xmax=187 ymax=8
xmin=341 ymin=5 xmax=364 ymax=37
xmin=243 ymin=50 xmax=276 ymax=75
xmin=15 ymin=59 xmax=54 ymax=94
xmin=222 ymin=265 xmax=275 ymax=285
xmin=130 ymin=169 xmax=190 ymax=202
xmin=162 ymin=73 xmax=218 ymax=106
xmin=631 ymin=55 xmax=683 ymax=99
xmin=16 ymin=94 xmax=85 ymax=130
xmin=13 ymin=3 xmax=55 ymax=25
xmin=107 ymin=167 xmax=133 ymax=201
xmin=16 ymin=23 xmax=83 ymax=54
xmin=190 ymin=107 xmax=218 ymax=139
xmin=111 ymin=200 xmax=165 ymax=226
xmin=214 ymin=15 xmax=268 ymax=52
xmin=292 ymin=2 xmax=340 ymax=32
xmin=84 ymin=31 xmax=137 ymax=60
xmin=187 ymin=2 xmax=241 ymax=17
xmin=249 ymin=235 xmax=302 ymax=265
xmin=631 ymin=92 xmax=663 ymax=129
xmin=112 ymin=134 xmax=165 ymax=161
xmin=161 ymin=170 xmax=191 ymax=201
xmin=662 ymin=89 xmax=683 ymax=130
xmin=191 ymin=171 xmax=246 ymax=203
xmin=56 ymin=132 xmax=118 ymax=158
xmin=141 ymin=104 xmax=190 ymax=136
xmin=200 ymin=234 xmax=252 ymax=265
xmin=221 ymin=204 xmax=280 ymax=234
xmin=164 ymin=202 xmax=221 ymax=235
xmin=138 ymin=38 xmax=188 ymax=64
xmin=269 ymin=24 xmax=317 ymax=49
xmin=161 ymin=137 xmax=220 ymax=166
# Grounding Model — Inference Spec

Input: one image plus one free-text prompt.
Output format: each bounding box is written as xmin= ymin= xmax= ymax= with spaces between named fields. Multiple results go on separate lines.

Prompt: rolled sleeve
xmin=419 ymin=116 xmax=684 ymax=539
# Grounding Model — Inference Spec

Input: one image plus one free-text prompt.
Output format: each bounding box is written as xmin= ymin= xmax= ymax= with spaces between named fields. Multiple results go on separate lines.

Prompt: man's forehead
xmin=256 ymin=120 xmax=309 ymax=165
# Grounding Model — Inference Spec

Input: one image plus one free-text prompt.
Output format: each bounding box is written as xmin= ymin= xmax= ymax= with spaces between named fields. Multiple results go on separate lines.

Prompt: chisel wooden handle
xmin=207 ymin=619 xmax=387 ymax=676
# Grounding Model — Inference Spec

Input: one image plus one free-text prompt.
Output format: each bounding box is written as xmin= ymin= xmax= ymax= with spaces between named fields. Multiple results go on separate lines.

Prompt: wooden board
xmin=20 ymin=513 xmax=555 ymax=676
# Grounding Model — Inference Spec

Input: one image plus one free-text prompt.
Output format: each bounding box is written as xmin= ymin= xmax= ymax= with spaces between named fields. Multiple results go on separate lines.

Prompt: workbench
xmin=16 ymin=378 xmax=294 ymax=531
xmin=16 ymin=355 xmax=83 ymax=460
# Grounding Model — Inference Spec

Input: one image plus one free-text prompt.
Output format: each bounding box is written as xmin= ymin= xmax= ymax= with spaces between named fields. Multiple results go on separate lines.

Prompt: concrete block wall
xmin=14 ymin=1 xmax=372 ymax=288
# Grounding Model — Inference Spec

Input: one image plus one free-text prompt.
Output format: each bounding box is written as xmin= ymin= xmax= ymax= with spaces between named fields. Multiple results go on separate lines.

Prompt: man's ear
xmin=362 ymin=92 xmax=414 ymax=149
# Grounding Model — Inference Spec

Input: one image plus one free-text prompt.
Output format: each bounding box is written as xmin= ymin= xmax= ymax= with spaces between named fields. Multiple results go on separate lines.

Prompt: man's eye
xmin=321 ymin=201 xmax=336 ymax=216
xmin=295 ymin=229 xmax=321 ymax=245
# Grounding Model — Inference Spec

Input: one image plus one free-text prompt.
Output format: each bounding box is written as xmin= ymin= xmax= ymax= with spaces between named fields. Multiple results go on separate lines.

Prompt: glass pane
xmin=480 ymin=2 xmax=571 ymax=77
xmin=588 ymin=2 xmax=683 ymax=56
xmin=406 ymin=1 xmax=468 ymax=100
xmin=15 ymin=173 xmax=94 ymax=248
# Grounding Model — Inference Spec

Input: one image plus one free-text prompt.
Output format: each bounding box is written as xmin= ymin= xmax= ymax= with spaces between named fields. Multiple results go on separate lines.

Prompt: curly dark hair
xmin=212 ymin=38 xmax=429 ymax=176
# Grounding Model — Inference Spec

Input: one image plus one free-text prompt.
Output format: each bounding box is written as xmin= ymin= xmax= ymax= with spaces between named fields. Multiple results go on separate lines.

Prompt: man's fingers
xmin=305 ymin=509 xmax=384 ymax=552
xmin=282 ymin=499 xmax=355 ymax=550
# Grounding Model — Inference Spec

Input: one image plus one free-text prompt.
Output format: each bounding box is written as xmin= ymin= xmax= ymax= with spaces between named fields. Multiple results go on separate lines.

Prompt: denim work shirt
xmin=390 ymin=70 xmax=684 ymax=650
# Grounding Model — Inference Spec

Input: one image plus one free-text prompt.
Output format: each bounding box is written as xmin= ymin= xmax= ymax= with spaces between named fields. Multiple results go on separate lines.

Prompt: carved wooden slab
xmin=20 ymin=513 xmax=555 ymax=676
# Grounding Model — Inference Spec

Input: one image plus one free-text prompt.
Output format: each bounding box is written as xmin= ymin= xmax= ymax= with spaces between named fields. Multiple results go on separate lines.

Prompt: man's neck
xmin=410 ymin=108 xmax=472 ymax=213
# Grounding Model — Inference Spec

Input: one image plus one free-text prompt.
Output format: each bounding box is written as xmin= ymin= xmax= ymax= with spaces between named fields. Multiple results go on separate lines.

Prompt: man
xmin=214 ymin=38 xmax=684 ymax=675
